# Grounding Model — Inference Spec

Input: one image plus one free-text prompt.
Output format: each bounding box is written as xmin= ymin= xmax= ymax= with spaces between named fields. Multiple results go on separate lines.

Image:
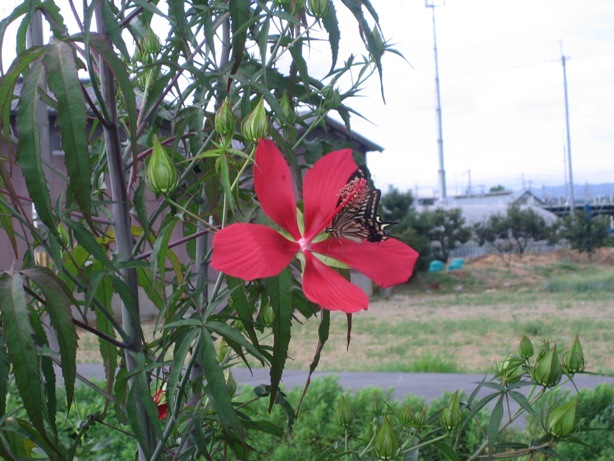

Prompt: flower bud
xmin=546 ymin=398 xmax=577 ymax=438
xmin=371 ymin=393 xmax=383 ymax=416
xmin=495 ymin=356 xmax=524 ymax=386
xmin=57 ymin=222 xmax=71 ymax=247
xmin=241 ymin=98 xmax=269 ymax=143
xmin=153 ymin=387 xmax=168 ymax=420
xmin=562 ymin=335 xmax=585 ymax=375
xmin=322 ymin=86 xmax=341 ymax=110
xmin=399 ymin=404 xmax=426 ymax=429
xmin=532 ymin=343 xmax=562 ymax=387
xmin=225 ymin=369 xmax=237 ymax=395
xmin=439 ymin=391 xmax=462 ymax=431
xmin=336 ymin=395 xmax=353 ymax=428
xmin=142 ymin=27 xmax=162 ymax=54
xmin=307 ymin=0 xmax=329 ymax=18
xmin=279 ymin=91 xmax=297 ymax=127
xmin=146 ymin=136 xmax=177 ymax=194
xmin=215 ymin=99 xmax=236 ymax=137
xmin=374 ymin=416 xmax=399 ymax=460
xmin=259 ymin=300 xmax=275 ymax=327
xmin=519 ymin=334 xmax=534 ymax=360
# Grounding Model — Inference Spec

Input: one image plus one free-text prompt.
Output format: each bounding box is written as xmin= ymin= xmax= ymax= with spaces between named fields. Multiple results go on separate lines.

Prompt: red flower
xmin=153 ymin=388 xmax=168 ymax=420
xmin=211 ymin=139 xmax=418 ymax=313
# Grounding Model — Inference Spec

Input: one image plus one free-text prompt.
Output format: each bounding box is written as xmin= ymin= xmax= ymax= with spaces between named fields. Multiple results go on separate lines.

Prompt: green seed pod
xmin=146 ymin=136 xmax=177 ymax=194
xmin=439 ymin=391 xmax=462 ymax=431
xmin=215 ymin=99 xmax=236 ymax=137
xmin=241 ymin=98 xmax=269 ymax=143
xmin=307 ymin=0 xmax=329 ymax=18
xmin=259 ymin=300 xmax=275 ymax=327
xmin=519 ymin=333 xmax=534 ymax=360
xmin=374 ymin=416 xmax=399 ymax=460
xmin=336 ymin=395 xmax=353 ymax=428
xmin=547 ymin=398 xmax=577 ymax=438
xmin=532 ymin=343 xmax=562 ymax=387
xmin=563 ymin=335 xmax=586 ymax=375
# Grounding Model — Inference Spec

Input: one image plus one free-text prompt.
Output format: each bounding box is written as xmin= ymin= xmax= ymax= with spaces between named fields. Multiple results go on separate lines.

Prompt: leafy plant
xmin=560 ymin=208 xmax=611 ymax=259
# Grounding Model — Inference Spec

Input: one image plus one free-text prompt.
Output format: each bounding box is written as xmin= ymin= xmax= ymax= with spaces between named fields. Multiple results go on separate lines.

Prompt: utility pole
xmin=426 ymin=0 xmax=447 ymax=205
xmin=560 ymin=42 xmax=574 ymax=213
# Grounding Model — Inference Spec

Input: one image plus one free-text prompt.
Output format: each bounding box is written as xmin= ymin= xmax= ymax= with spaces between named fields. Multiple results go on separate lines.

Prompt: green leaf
xmin=21 ymin=267 xmax=78 ymax=412
xmin=99 ymin=0 xmax=130 ymax=59
xmin=15 ymin=55 xmax=56 ymax=235
xmin=297 ymin=310 xmax=330 ymax=414
xmin=229 ymin=0 xmax=250 ymax=75
xmin=43 ymin=41 xmax=92 ymax=227
xmin=126 ymin=357 xmax=160 ymax=459
xmin=488 ymin=397 xmax=504 ymax=455
xmin=200 ymin=327 xmax=244 ymax=438
xmin=91 ymin=268 xmax=118 ymax=394
xmin=0 ymin=272 xmax=47 ymax=437
xmin=0 ymin=332 xmax=9 ymax=417
xmin=0 ymin=46 xmax=46 ymax=138
xmin=63 ymin=219 xmax=113 ymax=270
xmin=207 ymin=320 xmax=267 ymax=363
xmin=0 ymin=196 xmax=18 ymax=258
xmin=227 ymin=277 xmax=263 ymax=361
xmin=321 ymin=1 xmax=340 ymax=73
xmin=265 ymin=268 xmax=293 ymax=411
xmin=167 ymin=327 xmax=198 ymax=416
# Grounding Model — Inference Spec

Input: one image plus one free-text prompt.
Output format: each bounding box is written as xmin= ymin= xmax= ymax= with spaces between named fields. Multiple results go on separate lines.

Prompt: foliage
xmin=0 ymin=0 xmax=401 ymax=458
xmin=474 ymin=205 xmax=557 ymax=266
xmin=560 ymin=208 xmax=611 ymax=258
xmin=415 ymin=208 xmax=472 ymax=263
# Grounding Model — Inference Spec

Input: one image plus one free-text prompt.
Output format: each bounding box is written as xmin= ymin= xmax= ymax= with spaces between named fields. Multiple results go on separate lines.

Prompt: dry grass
xmin=75 ymin=248 xmax=614 ymax=374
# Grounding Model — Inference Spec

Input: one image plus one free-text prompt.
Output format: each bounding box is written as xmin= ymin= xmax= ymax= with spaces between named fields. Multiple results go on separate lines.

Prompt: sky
xmin=333 ymin=0 xmax=614 ymax=198
xmin=2 ymin=0 xmax=614 ymax=198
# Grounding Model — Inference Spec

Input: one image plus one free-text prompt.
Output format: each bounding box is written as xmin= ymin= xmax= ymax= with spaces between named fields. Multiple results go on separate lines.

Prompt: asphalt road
xmin=76 ymin=363 xmax=614 ymax=401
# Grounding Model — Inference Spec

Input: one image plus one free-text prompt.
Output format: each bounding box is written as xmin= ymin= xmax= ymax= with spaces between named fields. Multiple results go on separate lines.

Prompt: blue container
xmin=428 ymin=260 xmax=445 ymax=272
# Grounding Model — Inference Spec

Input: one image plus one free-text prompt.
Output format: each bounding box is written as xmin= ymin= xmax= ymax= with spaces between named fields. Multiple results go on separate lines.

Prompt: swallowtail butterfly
xmin=325 ymin=169 xmax=395 ymax=243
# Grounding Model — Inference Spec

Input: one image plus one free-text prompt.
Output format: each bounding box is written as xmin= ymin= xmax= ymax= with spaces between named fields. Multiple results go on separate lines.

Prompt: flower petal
xmin=253 ymin=139 xmax=301 ymax=240
xmin=302 ymin=149 xmax=358 ymax=239
xmin=302 ymin=251 xmax=368 ymax=313
xmin=312 ymin=238 xmax=419 ymax=287
xmin=212 ymin=223 xmax=299 ymax=279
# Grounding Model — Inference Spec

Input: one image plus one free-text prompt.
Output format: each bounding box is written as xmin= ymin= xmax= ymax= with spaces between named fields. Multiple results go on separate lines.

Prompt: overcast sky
xmin=337 ymin=0 xmax=614 ymax=197
xmin=2 ymin=0 xmax=613 ymax=198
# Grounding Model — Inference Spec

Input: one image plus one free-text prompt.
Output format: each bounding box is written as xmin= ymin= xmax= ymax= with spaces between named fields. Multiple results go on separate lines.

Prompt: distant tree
xmin=560 ymin=208 xmax=610 ymax=259
xmin=418 ymin=208 xmax=472 ymax=263
xmin=380 ymin=186 xmax=415 ymax=230
xmin=474 ymin=205 xmax=557 ymax=266
xmin=490 ymin=185 xmax=506 ymax=193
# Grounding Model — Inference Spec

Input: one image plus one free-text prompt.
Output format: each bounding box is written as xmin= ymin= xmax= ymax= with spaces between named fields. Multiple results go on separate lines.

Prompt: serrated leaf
xmin=0 ymin=197 xmax=18 ymax=258
xmin=509 ymin=390 xmax=536 ymax=416
xmin=0 ymin=272 xmax=47 ymax=437
xmin=200 ymin=327 xmax=243 ymax=437
xmin=43 ymin=41 xmax=92 ymax=227
xmin=167 ymin=327 xmax=198 ymax=417
xmin=297 ymin=310 xmax=330 ymax=414
xmin=21 ymin=267 xmax=78 ymax=412
xmin=265 ymin=268 xmax=293 ymax=411
xmin=322 ymin=1 xmax=340 ymax=73
xmin=227 ymin=277 xmax=263 ymax=361
xmin=15 ymin=56 xmax=57 ymax=235
xmin=99 ymin=0 xmax=130 ymax=59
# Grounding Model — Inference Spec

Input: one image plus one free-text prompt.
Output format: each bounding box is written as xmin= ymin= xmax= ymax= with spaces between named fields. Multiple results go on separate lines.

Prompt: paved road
xmin=76 ymin=363 xmax=614 ymax=401
xmin=230 ymin=368 xmax=614 ymax=401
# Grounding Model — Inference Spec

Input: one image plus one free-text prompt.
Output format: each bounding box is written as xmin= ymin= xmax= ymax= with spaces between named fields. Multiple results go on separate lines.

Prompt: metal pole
xmin=560 ymin=42 xmax=574 ymax=213
xmin=426 ymin=1 xmax=447 ymax=205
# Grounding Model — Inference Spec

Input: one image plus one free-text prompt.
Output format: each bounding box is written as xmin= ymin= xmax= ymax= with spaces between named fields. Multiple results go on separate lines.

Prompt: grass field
xmin=76 ymin=248 xmax=614 ymax=375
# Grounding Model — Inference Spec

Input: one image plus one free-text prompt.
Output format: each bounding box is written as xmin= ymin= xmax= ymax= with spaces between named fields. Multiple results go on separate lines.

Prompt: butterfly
xmin=325 ymin=169 xmax=395 ymax=243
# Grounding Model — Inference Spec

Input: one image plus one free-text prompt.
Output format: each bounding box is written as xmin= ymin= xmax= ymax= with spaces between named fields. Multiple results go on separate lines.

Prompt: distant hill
xmin=534 ymin=183 xmax=614 ymax=202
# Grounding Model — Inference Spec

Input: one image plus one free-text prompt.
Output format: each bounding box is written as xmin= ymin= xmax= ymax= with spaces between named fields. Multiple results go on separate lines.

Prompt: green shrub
xmin=527 ymin=383 xmax=614 ymax=460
